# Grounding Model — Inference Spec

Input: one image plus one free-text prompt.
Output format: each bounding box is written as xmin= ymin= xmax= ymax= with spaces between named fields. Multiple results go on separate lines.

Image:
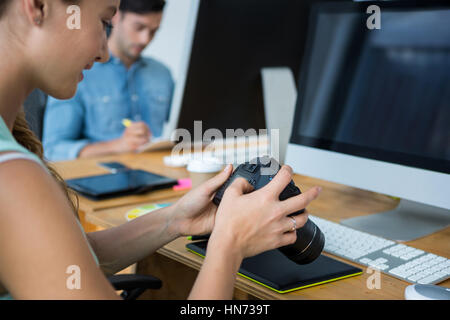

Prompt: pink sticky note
xmin=173 ymin=178 xmax=192 ymax=191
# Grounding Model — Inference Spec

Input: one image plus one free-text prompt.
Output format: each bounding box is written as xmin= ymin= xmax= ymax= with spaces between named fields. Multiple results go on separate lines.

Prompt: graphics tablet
xmin=186 ymin=240 xmax=363 ymax=294
xmin=66 ymin=169 xmax=177 ymax=200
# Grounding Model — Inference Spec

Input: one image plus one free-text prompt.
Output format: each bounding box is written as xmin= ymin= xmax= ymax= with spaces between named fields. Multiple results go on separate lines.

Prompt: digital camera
xmin=213 ymin=156 xmax=324 ymax=264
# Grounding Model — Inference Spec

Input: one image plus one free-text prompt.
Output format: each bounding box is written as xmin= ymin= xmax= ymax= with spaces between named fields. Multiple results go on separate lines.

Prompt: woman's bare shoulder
xmin=0 ymin=159 xmax=118 ymax=299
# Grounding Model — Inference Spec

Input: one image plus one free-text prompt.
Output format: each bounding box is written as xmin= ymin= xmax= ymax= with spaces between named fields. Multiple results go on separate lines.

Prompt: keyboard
xmin=309 ymin=215 xmax=450 ymax=285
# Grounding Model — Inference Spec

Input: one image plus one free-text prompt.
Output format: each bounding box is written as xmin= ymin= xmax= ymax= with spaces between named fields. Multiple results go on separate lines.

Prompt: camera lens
xmin=278 ymin=218 xmax=325 ymax=264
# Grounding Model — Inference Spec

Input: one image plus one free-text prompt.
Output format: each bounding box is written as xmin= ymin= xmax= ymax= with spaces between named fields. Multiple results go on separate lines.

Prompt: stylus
xmin=187 ymin=235 xmax=210 ymax=241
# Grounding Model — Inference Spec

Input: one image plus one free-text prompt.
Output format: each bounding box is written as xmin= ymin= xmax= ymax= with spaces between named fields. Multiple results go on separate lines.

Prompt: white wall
xmin=142 ymin=0 xmax=200 ymax=138
xmin=142 ymin=0 xmax=197 ymax=82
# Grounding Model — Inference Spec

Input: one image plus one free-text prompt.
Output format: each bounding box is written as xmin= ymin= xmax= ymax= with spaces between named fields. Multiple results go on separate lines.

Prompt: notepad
xmin=125 ymin=203 xmax=172 ymax=221
xmin=137 ymin=138 xmax=175 ymax=153
xmin=186 ymin=240 xmax=363 ymax=294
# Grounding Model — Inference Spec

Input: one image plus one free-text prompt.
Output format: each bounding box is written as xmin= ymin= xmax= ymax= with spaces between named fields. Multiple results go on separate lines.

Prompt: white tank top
xmin=0 ymin=152 xmax=44 ymax=166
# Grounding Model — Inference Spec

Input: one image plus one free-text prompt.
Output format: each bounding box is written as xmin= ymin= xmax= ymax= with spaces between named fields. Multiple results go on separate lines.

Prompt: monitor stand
xmin=261 ymin=67 xmax=297 ymax=165
xmin=340 ymin=199 xmax=450 ymax=242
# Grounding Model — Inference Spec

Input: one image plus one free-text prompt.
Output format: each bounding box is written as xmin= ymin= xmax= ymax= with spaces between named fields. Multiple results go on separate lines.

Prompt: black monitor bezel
xmin=289 ymin=0 xmax=450 ymax=174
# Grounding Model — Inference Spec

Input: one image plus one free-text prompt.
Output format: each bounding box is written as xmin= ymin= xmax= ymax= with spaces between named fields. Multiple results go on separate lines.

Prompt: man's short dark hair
xmin=119 ymin=0 xmax=166 ymax=14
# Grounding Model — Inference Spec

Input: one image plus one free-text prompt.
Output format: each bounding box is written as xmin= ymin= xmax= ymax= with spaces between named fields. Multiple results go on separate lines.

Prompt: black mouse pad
xmin=186 ymin=240 xmax=362 ymax=293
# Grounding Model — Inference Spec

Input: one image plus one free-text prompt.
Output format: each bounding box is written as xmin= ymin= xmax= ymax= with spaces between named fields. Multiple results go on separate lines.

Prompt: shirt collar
xmin=107 ymin=51 xmax=147 ymax=67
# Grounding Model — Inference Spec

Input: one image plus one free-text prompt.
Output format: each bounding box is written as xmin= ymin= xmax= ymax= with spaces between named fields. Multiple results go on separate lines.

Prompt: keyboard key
xmin=430 ymin=266 xmax=443 ymax=273
xmin=359 ymin=258 xmax=371 ymax=264
xmin=419 ymin=269 xmax=433 ymax=277
xmin=374 ymin=258 xmax=388 ymax=264
xmin=408 ymin=274 xmax=425 ymax=282
xmin=418 ymin=274 xmax=442 ymax=284
xmin=434 ymin=271 xmax=447 ymax=278
xmin=435 ymin=257 xmax=446 ymax=263
xmin=424 ymin=259 xmax=441 ymax=268
xmin=423 ymin=253 xmax=438 ymax=260
xmin=411 ymin=249 xmax=424 ymax=256
xmin=389 ymin=268 xmax=407 ymax=277
xmin=390 ymin=244 xmax=407 ymax=252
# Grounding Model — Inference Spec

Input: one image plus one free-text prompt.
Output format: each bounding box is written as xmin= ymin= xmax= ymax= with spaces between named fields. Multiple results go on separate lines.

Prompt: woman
xmin=0 ymin=0 xmax=321 ymax=299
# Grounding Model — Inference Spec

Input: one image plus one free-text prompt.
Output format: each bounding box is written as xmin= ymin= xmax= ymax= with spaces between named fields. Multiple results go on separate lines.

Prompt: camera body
xmin=213 ymin=156 xmax=324 ymax=264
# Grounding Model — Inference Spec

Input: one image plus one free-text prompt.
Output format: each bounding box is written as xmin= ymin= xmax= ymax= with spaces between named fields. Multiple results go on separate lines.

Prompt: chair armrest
xmin=108 ymin=274 xmax=162 ymax=291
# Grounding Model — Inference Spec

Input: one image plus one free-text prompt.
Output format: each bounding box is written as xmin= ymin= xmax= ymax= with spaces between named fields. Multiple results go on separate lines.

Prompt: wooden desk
xmin=54 ymin=152 xmax=450 ymax=300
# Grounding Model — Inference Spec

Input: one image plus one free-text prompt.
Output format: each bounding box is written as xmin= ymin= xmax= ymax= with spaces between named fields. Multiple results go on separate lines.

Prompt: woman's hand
xmin=208 ymin=165 xmax=322 ymax=260
xmin=170 ymin=164 xmax=234 ymax=237
xmin=188 ymin=165 xmax=321 ymax=300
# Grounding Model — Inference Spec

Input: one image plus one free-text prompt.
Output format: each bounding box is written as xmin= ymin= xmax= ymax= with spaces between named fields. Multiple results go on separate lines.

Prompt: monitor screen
xmin=176 ymin=0 xmax=322 ymax=137
xmin=290 ymin=1 xmax=450 ymax=174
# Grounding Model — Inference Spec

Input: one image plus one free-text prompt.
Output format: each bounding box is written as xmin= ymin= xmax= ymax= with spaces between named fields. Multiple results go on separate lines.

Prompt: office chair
xmin=108 ymin=274 xmax=162 ymax=300
xmin=23 ymin=89 xmax=47 ymax=141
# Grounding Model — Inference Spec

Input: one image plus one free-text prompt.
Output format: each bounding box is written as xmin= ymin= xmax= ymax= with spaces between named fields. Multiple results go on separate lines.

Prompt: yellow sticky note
xmin=125 ymin=203 xmax=171 ymax=221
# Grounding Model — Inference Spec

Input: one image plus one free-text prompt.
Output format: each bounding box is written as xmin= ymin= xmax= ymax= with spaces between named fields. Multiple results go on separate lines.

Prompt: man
xmin=43 ymin=0 xmax=174 ymax=161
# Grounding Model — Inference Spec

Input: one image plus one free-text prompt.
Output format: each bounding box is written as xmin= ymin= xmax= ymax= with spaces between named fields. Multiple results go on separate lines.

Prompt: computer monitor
xmin=285 ymin=1 xmax=450 ymax=241
xmin=166 ymin=0 xmax=327 ymax=140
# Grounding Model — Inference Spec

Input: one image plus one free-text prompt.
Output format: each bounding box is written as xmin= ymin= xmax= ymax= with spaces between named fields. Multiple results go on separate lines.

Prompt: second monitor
xmin=172 ymin=0 xmax=323 ymax=137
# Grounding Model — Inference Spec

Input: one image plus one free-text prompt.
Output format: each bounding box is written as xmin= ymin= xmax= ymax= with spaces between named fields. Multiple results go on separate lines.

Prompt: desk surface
xmin=54 ymin=151 xmax=450 ymax=300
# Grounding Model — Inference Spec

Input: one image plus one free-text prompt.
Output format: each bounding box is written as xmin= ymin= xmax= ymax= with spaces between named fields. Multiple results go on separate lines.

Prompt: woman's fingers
xmin=202 ymin=164 xmax=233 ymax=195
xmin=226 ymin=177 xmax=255 ymax=197
xmin=277 ymin=209 xmax=309 ymax=234
xmin=279 ymin=187 xmax=321 ymax=217
xmin=262 ymin=165 xmax=294 ymax=198
xmin=279 ymin=230 xmax=298 ymax=247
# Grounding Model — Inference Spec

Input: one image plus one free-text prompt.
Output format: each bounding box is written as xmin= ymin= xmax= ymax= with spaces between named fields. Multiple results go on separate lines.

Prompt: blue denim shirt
xmin=43 ymin=54 xmax=174 ymax=161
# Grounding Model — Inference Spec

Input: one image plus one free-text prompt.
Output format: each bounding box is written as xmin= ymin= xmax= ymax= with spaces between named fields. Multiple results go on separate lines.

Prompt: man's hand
xmin=113 ymin=121 xmax=151 ymax=153
xmin=78 ymin=122 xmax=152 ymax=158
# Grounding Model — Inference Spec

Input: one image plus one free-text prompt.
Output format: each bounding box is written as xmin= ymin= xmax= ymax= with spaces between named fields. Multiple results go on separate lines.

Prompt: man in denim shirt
xmin=43 ymin=0 xmax=174 ymax=161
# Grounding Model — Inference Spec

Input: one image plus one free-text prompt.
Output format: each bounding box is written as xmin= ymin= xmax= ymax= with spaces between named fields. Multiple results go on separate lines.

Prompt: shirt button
xmin=102 ymin=96 xmax=110 ymax=103
xmin=131 ymin=95 xmax=139 ymax=102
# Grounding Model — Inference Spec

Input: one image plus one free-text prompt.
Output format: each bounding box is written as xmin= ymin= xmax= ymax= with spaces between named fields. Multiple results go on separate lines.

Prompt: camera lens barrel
xmin=278 ymin=218 xmax=325 ymax=264
xmin=213 ymin=157 xmax=325 ymax=265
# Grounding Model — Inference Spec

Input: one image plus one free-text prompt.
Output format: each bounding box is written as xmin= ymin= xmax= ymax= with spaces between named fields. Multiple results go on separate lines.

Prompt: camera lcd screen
xmin=67 ymin=169 xmax=177 ymax=199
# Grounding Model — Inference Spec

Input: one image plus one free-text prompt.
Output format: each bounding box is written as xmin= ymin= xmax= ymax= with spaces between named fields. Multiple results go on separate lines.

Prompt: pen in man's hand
xmin=122 ymin=118 xmax=132 ymax=128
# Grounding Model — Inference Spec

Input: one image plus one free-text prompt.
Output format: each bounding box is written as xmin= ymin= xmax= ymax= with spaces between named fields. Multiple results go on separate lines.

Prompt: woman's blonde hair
xmin=13 ymin=111 xmax=79 ymax=215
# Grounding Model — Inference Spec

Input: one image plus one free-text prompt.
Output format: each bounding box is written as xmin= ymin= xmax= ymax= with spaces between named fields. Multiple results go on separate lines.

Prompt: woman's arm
xmin=188 ymin=235 xmax=243 ymax=300
xmin=0 ymin=159 xmax=120 ymax=299
xmin=86 ymin=165 xmax=234 ymax=275
xmin=86 ymin=205 xmax=180 ymax=275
